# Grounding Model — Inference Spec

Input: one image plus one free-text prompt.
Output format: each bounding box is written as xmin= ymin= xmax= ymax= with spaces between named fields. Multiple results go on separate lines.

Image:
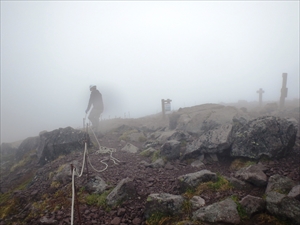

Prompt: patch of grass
xmin=183 ymin=187 xmax=196 ymax=199
xmin=183 ymin=175 xmax=232 ymax=200
xmin=151 ymin=150 xmax=160 ymax=162
xmin=0 ymin=197 xmax=19 ymax=219
xmin=208 ymin=174 xmax=233 ymax=191
xmin=118 ymin=129 xmax=138 ymax=141
xmin=140 ymin=148 xmax=155 ymax=157
xmin=85 ymin=190 xmax=110 ymax=209
xmin=146 ymin=211 xmax=172 ymax=225
xmin=50 ymin=181 xmax=60 ymax=188
xmin=181 ymin=199 xmax=192 ymax=216
xmin=230 ymin=158 xmax=256 ymax=171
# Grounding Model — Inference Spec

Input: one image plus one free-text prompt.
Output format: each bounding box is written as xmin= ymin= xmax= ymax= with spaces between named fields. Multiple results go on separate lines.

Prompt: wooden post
xmin=161 ymin=99 xmax=166 ymax=119
xmin=279 ymin=73 xmax=288 ymax=109
xmin=256 ymin=88 xmax=264 ymax=108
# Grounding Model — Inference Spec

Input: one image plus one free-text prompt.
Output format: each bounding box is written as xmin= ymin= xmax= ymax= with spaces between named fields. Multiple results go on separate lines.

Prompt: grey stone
xmin=235 ymin=164 xmax=267 ymax=187
xmin=239 ymin=195 xmax=265 ymax=216
xmin=160 ymin=140 xmax=181 ymax=160
xmin=193 ymin=198 xmax=240 ymax=224
xmin=121 ymin=143 xmax=139 ymax=153
xmin=266 ymin=191 xmax=300 ymax=224
xmin=106 ymin=177 xmax=136 ymax=207
xmin=288 ymin=185 xmax=300 ymax=200
xmin=265 ymin=174 xmax=295 ymax=194
xmin=86 ymin=176 xmax=107 ymax=194
xmin=190 ymin=196 xmax=205 ymax=209
xmin=145 ymin=193 xmax=184 ymax=219
xmin=178 ymin=169 xmax=218 ymax=192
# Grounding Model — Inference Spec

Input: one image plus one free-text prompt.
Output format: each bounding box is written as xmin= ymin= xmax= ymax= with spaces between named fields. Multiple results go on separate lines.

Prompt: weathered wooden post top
xmin=279 ymin=73 xmax=288 ymax=109
xmin=161 ymin=99 xmax=172 ymax=119
xmin=256 ymin=88 xmax=265 ymax=107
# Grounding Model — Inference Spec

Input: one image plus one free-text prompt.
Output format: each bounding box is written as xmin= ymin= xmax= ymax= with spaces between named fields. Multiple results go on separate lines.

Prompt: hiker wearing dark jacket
xmin=85 ymin=85 xmax=104 ymax=131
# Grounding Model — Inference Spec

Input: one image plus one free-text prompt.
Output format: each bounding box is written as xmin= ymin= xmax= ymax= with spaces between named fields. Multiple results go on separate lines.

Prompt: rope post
xmin=85 ymin=144 xmax=89 ymax=181
xmin=84 ymin=124 xmax=90 ymax=181
xmin=70 ymin=164 xmax=82 ymax=225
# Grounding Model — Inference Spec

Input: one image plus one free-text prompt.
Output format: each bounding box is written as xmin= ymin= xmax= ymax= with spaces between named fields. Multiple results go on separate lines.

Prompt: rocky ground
xmin=1 ymin=129 xmax=299 ymax=225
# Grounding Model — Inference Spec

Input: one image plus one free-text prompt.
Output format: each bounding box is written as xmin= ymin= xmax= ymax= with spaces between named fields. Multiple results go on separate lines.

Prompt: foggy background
xmin=1 ymin=1 xmax=299 ymax=143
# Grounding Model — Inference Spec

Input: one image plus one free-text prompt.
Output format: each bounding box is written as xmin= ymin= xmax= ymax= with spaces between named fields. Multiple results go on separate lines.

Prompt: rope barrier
xmin=70 ymin=121 xmax=121 ymax=225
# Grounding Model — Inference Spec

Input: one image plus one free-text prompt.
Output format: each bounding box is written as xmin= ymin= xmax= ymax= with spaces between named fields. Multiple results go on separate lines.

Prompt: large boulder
xmin=265 ymin=174 xmax=295 ymax=194
xmin=177 ymin=104 xmax=249 ymax=159
xmin=160 ymin=140 xmax=181 ymax=160
xmin=15 ymin=136 xmax=39 ymax=161
xmin=266 ymin=191 xmax=300 ymax=224
xmin=231 ymin=116 xmax=297 ymax=159
xmin=183 ymin=124 xmax=233 ymax=159
xmin=174 ymin=104 xmax=243 ymax=134
xmin=37 ymin=127 xmax=86 ymax=165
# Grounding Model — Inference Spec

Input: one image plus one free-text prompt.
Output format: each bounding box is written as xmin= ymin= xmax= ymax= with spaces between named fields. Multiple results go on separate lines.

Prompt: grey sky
xmin=1 ymin=1 xmax=299 ymax=143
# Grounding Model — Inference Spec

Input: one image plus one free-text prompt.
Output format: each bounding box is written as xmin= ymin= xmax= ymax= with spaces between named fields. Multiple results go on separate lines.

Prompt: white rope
xmin=90 ymin=127 xmax=120 ymax=165
xmin=70 ymin=122 xmax=121 ymax=224
xmin=74 ymin=142 xmax=87 ymax=177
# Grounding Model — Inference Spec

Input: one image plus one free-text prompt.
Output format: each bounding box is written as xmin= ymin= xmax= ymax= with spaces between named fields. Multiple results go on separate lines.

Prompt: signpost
xmin=161 ymin=99 xmax=172 ymax=119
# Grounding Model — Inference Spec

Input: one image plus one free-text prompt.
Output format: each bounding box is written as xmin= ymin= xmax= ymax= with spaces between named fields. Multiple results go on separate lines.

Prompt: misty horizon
xmin=1 ymin=1 xmax=299 ymax=143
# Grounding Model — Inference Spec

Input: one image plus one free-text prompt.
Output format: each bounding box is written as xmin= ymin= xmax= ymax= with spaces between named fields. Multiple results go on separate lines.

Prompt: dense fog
xmin=1 ymin=1 xmax=299 ymax=143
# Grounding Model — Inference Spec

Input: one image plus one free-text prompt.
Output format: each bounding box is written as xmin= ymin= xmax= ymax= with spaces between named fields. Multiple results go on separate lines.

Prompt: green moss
xmin=231 ymin=195 xmax=248 ymax=220
xmin=85 ymin=190 xmax=110 ymax=208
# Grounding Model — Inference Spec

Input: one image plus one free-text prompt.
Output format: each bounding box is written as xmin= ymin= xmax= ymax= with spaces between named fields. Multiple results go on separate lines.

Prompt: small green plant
xmin=231 ymin=195 xmax=248 ymax=220
xmin=140 ymin=149 xmax=153 ymax=157
xmin=181 ymin=199 xmax=192 ymax=216
xmin=208 ymin=174 xmax=233 ymax=191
